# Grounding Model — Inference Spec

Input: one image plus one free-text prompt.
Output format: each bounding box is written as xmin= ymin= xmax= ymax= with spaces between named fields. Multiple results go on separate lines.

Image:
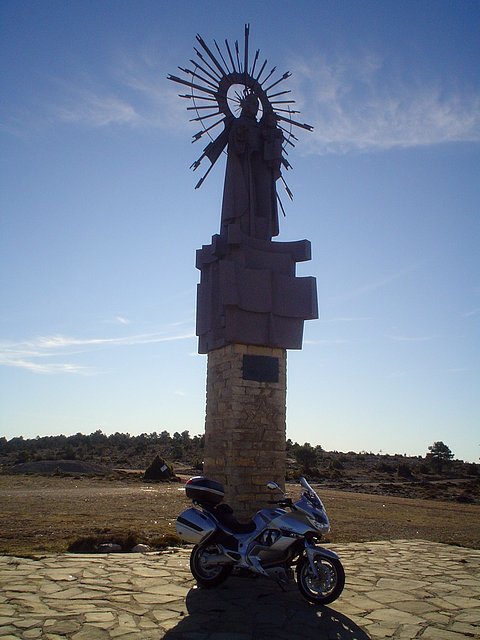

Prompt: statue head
xmin=240 ymin=92 xmax=259 ymax=118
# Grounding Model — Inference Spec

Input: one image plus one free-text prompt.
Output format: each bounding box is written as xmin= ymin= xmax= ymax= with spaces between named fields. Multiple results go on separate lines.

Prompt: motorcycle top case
xmin=185 ymin=476 xmax=224 ymax=506
xmin=176 ymin=507 xmax=217 ymax=544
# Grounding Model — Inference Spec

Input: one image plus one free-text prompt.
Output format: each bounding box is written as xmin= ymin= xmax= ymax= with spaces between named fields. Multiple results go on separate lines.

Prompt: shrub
xmin=376 ymin=462 xmax=394 ymax=474
xmin=456 ymin=492 xmax=474 ymax=504
xmin=397 ymin=463 xmax=413 ymax=479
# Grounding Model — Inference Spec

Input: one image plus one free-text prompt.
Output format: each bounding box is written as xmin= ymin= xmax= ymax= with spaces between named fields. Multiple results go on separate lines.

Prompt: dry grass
xmin=0 ymin=475 xmax=478 ymax=556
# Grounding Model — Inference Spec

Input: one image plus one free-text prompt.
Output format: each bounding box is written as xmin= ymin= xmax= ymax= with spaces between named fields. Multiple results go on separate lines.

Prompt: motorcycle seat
xmin=214 ymin=503 xmax=257 ymax=534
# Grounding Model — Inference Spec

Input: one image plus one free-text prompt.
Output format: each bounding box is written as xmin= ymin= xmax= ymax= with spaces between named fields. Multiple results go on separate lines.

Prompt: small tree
xmin=427 ymin=441 xmax=454 ymax=473
xmin=294 ymin=443 xmax=317 ymax=475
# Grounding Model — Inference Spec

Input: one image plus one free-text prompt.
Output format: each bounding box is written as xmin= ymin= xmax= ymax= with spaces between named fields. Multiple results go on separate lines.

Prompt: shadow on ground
xmin=164 ymin=575 xmax=370 ymax=640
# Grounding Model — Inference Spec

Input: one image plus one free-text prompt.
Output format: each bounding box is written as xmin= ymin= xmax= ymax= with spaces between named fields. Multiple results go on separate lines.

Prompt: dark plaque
xmin=242 ymin=355 xmax=279 ymax=383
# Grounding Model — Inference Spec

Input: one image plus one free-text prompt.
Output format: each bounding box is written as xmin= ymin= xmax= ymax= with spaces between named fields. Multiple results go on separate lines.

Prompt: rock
xmin=131 ymin=544 xmax=151 ymax=554
xmin=143 ymin=455 xmax=175 ymax=482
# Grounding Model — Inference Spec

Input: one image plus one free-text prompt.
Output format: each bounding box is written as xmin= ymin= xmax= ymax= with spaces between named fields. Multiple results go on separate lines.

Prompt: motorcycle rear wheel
xmin=190 ymin=543 xmax=232 ymax=588
xmin=296 ymin=555 xmax=345 ymax=605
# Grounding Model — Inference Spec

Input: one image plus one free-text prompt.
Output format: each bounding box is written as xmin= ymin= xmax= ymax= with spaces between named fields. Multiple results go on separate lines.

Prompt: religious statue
xmin=168 ymin=25 xmax=312 ymax=242
xmin=168 ymin=25 xmax=318 ymax=353
xmin=221 ymin=93 xmax=283 ymax=240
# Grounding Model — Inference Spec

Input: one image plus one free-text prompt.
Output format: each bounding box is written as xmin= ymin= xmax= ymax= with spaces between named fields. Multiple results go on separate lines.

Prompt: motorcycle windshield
xmin=299 ymin=476 xmax=325 ymax=511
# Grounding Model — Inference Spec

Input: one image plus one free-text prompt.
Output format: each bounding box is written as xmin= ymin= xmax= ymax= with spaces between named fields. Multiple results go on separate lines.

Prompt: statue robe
xmin=220 ymin=113 xmax=282 ymax=242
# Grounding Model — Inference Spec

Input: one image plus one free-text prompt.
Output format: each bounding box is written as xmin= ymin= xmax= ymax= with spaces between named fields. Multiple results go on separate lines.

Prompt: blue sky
xmin=1 ymin=1 xmax=479 ymax=462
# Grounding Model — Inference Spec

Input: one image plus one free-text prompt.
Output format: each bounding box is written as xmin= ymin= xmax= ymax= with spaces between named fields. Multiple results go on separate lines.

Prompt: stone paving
xmin=0 ymin=540 xmax=479 ymax=640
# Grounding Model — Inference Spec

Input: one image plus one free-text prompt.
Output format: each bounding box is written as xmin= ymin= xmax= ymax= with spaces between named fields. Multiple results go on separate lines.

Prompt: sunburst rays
xmin=168 ymin=24 xmax=312 ymax=197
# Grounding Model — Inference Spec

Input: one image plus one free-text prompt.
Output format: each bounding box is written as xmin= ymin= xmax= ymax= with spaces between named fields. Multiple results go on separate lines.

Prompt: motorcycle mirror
xmin=267 ymin=481 xmax=281 ymax=491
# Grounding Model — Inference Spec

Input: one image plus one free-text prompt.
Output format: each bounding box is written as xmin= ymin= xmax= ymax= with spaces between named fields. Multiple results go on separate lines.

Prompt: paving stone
xmin=456 ymin=609 xmax=480 ymax=623
xmin=396 ymin=623 xmax=424 ymax=639
xmin=365 ymin=589 xmax=416 ymax=603
xmin=393 ymin=599 xmax=439 ymax=614
xmin=41 ymin=620 xmax=81 ymax=634
xmin=22 ymin=630 xmax=42 ymax=639
xmin=444 ymin=594 xmax=480 ymax=608
xmin=71 ymin=625 xmax=111 ymax=640
xmin=84 ymin=611 xmax=116 ymax=623
xmin=421 ymin=611 xmax=451 ymax=625
xmin=420 ymin=627 xmax=469 ymax=639
xmin=366 ymin=607 xmax=424 ymax=625
xmin=0 ymin=618 xmax=16 ymax=627
xmin=0 ymin=541 xmax=479 ymax=640
xmin=376 ymin=577 xmax=426 ymax=591
xmin=450 ymin=621 xmax=480 ymax=635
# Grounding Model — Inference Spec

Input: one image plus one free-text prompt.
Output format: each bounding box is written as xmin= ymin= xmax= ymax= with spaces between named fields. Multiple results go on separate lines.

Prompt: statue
xmin=221 ymin=93 xmax=282 ymax=241
xmin=168 ymin=25 xmax=318 ymax=353
xmin=168 ymin=25 xmax=312 ymax=237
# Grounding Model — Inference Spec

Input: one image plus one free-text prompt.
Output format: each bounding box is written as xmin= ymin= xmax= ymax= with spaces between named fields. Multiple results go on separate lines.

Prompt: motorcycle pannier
xmin=185 ymin=476 xmax=225 ymax=506
xmin=176 ymin=507 xmax=216 ymax=544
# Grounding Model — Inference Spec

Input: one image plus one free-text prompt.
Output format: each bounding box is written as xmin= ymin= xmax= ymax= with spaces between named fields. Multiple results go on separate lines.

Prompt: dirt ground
xmin=0 ymin=474 xmax=479 ymax=556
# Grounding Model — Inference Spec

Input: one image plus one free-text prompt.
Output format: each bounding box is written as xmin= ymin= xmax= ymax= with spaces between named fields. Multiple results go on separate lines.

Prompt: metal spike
xmin=268 ymin=89 xmax=292 ymax=99
xmin=255 ymin=58 xmax=268 ymax=82
xmin=235 ymin=40 xmax=241 ymax=72
xmin=179 ymin=66 xmax=218 ymax=90
xmin=190 ymin=111 xmax=221 ymax=122
xmin=186 ymin=104 xmax=220 ymax=111
xmin=194 ymin=47 xmax=222 ymax=80
xmin=274 ymin=108 xmax=300 ymax=114
xmin=195 ymin=34 xmax=227 ymax=77
xmin=192 ymin=117 xmax=225 ymax=142
xmin=225 ymin=39 xmax=237 ymax=72
xmin=179 ymin=93 xmax=217 ymax=102
xmin=276 ymin=114 xmax=313 ymax=131
xmin=250 ymin=49 xmax=260 ymax=77
xmin=260 ymin=66 xmax=277 ymax=86
xmin=277 ymin=191 xmax=287 ymax=217
xmin=168 ymin=74 xmax=217 ymax=97
xmin=277 ymin=125 xmax=297 ymax=146
xmin=190 ymin=154 xmax=204 ymax=171
xmin=195 ymin=160 xmax=217 ymax=189
xmin=189 ymin=59 xmax=219 ymax=85
xmin=281 ymin=176 xmax=294 ymax=200
xmin=264 ymin=71 xmax=291 ymax=93
xmin=214 ymin=39 xmax=231 ymax=74
xmin=244 ymin=24 xmax=249 ymax=88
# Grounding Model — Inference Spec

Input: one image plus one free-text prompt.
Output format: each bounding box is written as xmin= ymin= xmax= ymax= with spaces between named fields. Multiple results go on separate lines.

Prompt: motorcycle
xmin=176 ymin=475 xmax=345 ymax=605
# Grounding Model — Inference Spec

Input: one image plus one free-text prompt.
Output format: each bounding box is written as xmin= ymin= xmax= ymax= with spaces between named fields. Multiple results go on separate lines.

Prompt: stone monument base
xmin=203 ymin=343 xmax=286 ymax=519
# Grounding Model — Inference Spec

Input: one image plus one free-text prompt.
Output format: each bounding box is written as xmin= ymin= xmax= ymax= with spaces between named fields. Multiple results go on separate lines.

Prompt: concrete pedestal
xmin=203 ymin=343 xmax=286 ymax=519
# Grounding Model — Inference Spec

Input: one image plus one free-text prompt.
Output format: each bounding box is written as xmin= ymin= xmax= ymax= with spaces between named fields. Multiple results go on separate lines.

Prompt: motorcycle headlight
xmin=310 ymin=511 xmax=330 ymax=533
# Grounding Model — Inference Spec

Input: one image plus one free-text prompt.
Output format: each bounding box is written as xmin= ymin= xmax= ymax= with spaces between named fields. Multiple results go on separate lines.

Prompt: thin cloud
xmin=289 ymin=52 xmax=480 ymax=154
xmin=3 ymin=359 xmax=90 ymax=375
xmin=387 ymin=334 xmax=434 ymax=343
xmin=51 ymin=52 xmax=188 ymax=132
xmin=0 ymin=329 xmax=195 ymax=375
xmin=55 ymin=92 xmax=139 ymax=127
xmin=463 ymin=308 xmax=480 ymax=318
xmin=333 ymin=263 xmax=419 ymax=304
xmin=10 ymin=45 xmax=479 ymax=152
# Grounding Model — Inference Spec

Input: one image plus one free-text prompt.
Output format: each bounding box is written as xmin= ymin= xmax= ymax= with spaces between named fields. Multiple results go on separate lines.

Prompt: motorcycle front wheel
xmin=296 ymin=554 xmax=345 ymax=605
xmin=190 ymin=543 xmax=232 ymax=588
